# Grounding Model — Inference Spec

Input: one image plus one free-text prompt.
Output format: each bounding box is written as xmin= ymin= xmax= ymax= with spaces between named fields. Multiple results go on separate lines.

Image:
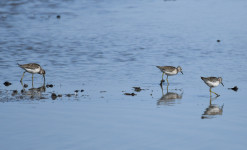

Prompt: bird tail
xmin=17 ymin=63 xmax=23 ymax=69
xmin=156 ymin=66 xmax=162 ymax=69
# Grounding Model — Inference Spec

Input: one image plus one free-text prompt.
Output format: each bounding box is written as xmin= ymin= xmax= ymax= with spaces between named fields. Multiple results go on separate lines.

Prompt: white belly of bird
xmin=165 ymin=69 xmax=177 ymax=76
xmin=206 ymin=80 xmax=220 ymax=87
xmin=206 ymin=107 xmax=222 ymax=115
xmin=26 ymin=68 xmax=40 ymax=74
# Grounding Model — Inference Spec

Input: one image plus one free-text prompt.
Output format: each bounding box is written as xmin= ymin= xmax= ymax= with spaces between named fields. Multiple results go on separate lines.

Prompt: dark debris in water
xmin=3 ymin=81 xmax=11 ymax=86
xmin=51 ymin=93 xmax=57 ymax=100
xmin=24 ymin=84 xmax=28 ymax=88
xmin=217 ymin=40 xmax=221 ymax=42
xmin=56 ymin=15 xmax=61 ymax=19
xmin=66 ymin=94 xmax=73 ymax=97
xmin=228 ymin=86 xmax=238 ymax=92
xmin=12 ymin=90 xmax=18 ymax=96
xmin=124 ymin=93 xmax=136 ymax=96
xmin=133 ymin=87 xmax=144 ymax=92
xmin=46 ymin=84 xmax=54 ymax=88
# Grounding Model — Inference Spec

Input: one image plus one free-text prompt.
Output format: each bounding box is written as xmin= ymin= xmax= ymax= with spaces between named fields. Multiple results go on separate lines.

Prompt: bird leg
xmin=160 ymin=84 xmax=164 ymax=96
xmin=160 ymin=73 xmax=165 ymax=85
xmin=32 ymin=74 xmax=34 ymax=87
xmin=43 ymin=74 xmax=46 ymax=84
xmin=20 ymin=71 xmax=26 ymax=82
xmin=210 ymin=88 xmax=219 ymax=97
xmin=161 ymin=73 xmax=165 ymax=82
xmin=166 ymin=75 xmax=169 ymax=86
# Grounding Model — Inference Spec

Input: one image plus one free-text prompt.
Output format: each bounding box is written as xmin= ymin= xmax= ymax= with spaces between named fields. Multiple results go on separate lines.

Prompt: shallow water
xmin=1 ymin=0 xmax=247 ymax=149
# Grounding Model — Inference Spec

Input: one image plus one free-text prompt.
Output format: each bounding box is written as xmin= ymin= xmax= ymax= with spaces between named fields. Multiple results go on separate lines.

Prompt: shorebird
xmin=201 ymin=77 xmax=224 ymax=96
xmin=18 ymin=63 xmax=46 ymax=84
xmin=156 ymin=66 xmax=183 ymax=85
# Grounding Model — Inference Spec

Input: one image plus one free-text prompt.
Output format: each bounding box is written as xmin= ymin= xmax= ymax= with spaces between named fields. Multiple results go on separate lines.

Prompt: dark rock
xmin=13 ymin=90 xmax=18 ymax=94
xmin=24 ymin=84 xmax=28 ymax=88
xmin=4 ymin=81 xmax=11 ymax=86
xmin=51 ymin=93 xmax=57 ymax=100
xmin=12 ymin=90 xmax=18 ymax=96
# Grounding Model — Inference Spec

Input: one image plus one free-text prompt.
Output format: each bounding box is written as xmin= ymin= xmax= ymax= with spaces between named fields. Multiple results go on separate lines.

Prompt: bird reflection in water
xmin=21 ymin=81 xmax=47 ymax=99
xmin=201 ymin=96 xmax=224 ymax=119
xmin=157 ymin=84 xmax=183 ymax=106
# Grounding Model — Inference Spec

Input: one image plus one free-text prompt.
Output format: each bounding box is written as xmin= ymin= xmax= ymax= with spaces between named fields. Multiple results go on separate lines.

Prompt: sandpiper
xmin=201 ymin=77 xmax=224 ymax=96
xmin=156 ymin=66 xmax=183 ymax=85
xmin=18 ymin=63 xmax=46 ymax=84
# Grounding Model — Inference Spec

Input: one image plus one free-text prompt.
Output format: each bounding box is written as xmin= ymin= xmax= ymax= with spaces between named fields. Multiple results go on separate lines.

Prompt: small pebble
xmin=4 ymin=81 xmax=11 ymax=86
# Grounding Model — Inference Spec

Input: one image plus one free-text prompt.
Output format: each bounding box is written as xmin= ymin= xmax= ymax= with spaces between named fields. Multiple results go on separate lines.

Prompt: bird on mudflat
xmin=18 ymin=63 xmax=46 ymax=84
xmin=201 ymin=77 xmax=224 ymax=96
xmin=156 ymin=66 xmax=183 ymax=85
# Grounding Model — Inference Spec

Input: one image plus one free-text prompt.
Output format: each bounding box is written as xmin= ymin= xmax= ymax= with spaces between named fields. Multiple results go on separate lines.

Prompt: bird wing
xmin=18 ymin=63 xmax=40 ymax=69
xmin=157 ymin=66 xmax=176 ymax=71
xmin=201 ymin=77 xmax=218 ymax=82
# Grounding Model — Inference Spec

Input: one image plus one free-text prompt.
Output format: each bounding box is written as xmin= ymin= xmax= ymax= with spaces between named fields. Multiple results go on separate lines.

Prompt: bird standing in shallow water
xmin=156 ymin=66 xmax=183 ymax=85
xmin=201 ymin=77 xmax=224 ymax=96
xmin=18 ymin=63 xmax=46 ymax=85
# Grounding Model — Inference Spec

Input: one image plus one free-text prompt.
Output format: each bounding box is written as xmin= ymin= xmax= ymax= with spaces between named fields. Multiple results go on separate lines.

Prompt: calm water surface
xmin=1 ymin=0 xmax=247 ymax=149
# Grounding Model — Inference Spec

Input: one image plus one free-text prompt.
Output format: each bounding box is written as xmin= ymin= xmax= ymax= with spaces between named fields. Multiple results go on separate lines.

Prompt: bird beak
xmin=181 ymin=71 xmax=183 ymax=74
xmin=221 ymin=82 xmax=224 ymax=86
